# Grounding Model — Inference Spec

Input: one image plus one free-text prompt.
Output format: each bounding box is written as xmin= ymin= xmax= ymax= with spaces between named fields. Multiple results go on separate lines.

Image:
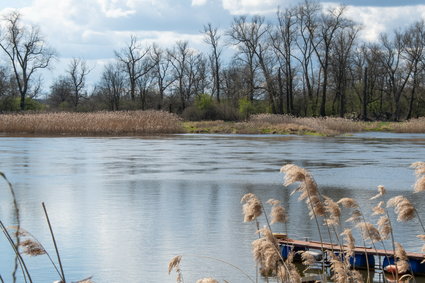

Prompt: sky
xmin=0 ymin=0 xmax=424 ymax=90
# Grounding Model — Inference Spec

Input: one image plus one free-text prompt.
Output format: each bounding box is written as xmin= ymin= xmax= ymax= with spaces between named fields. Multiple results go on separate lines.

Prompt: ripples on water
xmin=0 ymin=132 xmax=424 ymax=282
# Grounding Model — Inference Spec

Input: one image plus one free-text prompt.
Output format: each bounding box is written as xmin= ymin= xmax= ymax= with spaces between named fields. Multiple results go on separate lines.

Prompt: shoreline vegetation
xmin=0 ymin=111 xmax=425 ymax=137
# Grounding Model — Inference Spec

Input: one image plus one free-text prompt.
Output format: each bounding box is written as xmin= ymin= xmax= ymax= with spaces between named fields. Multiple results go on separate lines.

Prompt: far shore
xmin=0 ymin=111 xmax=425 ymax=137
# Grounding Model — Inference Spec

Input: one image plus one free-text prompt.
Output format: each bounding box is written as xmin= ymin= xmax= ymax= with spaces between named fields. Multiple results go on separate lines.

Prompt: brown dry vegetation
xmin=185 ymin=114 xmax=425 ymax=136
xmin=0 ymin=110 xmax=183 ymax=136
xmin=1 ymin=112 xmax=425 ymax=136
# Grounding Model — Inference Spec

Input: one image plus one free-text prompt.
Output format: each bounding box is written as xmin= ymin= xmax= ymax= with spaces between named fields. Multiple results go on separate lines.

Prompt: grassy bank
xmin=0 ymin=110 xmax=183 ymax=136
xmin=0 ymin=111 xmax=424 ymax=136
xmin=184 ymin=114 xmax=425 ymax=136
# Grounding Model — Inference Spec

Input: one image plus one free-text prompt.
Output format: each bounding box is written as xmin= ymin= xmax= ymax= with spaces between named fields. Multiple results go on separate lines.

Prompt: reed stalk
xmin=0 ymin=221 xmax=31 ymax=283
xmin=42 ymin=202 xmax=66 ymax=283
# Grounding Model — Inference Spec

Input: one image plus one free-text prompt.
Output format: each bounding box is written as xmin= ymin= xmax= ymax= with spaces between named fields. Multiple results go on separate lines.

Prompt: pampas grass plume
xmin=337 ymin=198 xmax=358 ymax=208
xmin=370 ymin=185 xmax=386 ymax=200
xmin=387 ymin=195 xmax=415 ymax=222
xmin=241 ymin=193 xmax=262 ymax=222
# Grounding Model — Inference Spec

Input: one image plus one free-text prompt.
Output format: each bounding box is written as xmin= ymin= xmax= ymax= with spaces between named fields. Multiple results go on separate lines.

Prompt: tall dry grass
xmin=392 ymin=118 xmax=425 ymax=133
xmin=0 ymin=110 xmax=183 ymax=136
xmin=249 ymin=114 xmax=365 ymax=135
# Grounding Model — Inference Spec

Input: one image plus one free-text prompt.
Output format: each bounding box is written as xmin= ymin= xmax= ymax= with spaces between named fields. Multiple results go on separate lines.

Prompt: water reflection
xmin=0 ymin=133 xmax=424 ymax=282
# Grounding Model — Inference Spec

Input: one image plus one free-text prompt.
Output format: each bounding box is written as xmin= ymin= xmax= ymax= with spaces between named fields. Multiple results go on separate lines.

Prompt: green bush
xmin=0 ymin=96 xmax=45 ymax=112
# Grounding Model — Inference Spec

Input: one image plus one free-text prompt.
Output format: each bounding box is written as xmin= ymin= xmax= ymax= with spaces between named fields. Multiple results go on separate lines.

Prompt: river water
xmin=0 ymin=133 xmax=424 ymax=282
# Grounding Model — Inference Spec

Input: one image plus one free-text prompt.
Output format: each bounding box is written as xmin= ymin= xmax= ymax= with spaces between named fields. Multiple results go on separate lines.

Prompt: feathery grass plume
xmin=328 ymin=252 xmax=350 ymax=283
xmin=346 ymin=209 xmax=362 ymax=223
xmin=356 ymin=222 xmax=382 ymax=243
xmin=267 ymin=199 xmax=288 ymax=224
xmin=196 ymin=278 xmax=219 ymax=283
xmin=251 ymin=237 xmax=280 ymax=276
xmin=337 ymin=197 xmax=359 ymax=208
xmin=351 ymin=270 xmax=364 ymax=283
xmin=286 ymin=251 xmax=302 ymax=283
xmin=19 ymin=239 xmax=46 ymax=256
xmin=168 ymin=255 xmax=183 ymax=283
xmin=377 ymin=216 xmax=392 ymax=240
xmin=411 ymin=162 xmax=425 ymax=176
xmin=280 ymin=164 xmax=326 ymax=230
xmin=372 ymin=201 xmax=385 ymax=216
xmin=300 ymin=251 xmax=316 ymax=272
xmin=241 ymin=193 xmax=262 ymax=222
xmin=387 ymin=195 xmax=415 ymax=222
xmin=305 ymin=194 xmax=326 ymax=218
xmin=323 ymin=196 xmax=341 ymax=226
xmin=340 ymin=229 xmax=355 ymax=257
xmin=370 ymin=185 xmax=386 ymax=200
xmin=413 ymin=176 xmax=425 ymax=193
xmin=395 ymin=242 xmax=410 ymax=274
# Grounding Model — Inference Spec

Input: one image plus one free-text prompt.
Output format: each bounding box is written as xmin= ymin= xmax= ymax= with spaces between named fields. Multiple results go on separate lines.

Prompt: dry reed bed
xmin=0 ymin=110 xmax=183 ymax=136
xmin=249 ymin=114 xmax=366 ymax=135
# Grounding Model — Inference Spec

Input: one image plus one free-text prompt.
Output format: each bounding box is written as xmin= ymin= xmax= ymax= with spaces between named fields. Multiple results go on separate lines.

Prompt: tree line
xmin=0 ymin=1 xmax=424 ymax=121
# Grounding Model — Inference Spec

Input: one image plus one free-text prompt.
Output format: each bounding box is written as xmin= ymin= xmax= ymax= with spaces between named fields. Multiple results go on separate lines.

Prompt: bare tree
xmin=150 ymin=44 xmax=175 ymax=110
xmin=100 ymin=63 xmax=125 ymax=111
xmin=229 ymin=16 xmax=279 ymax=113
xmin=115 ymin=35 xmax=154 ymax=102
xmin=168 ymin=41 xmax=208 ymax=112
xmin=294 ymin=0 xmax=321 ymax=115
xmin=271 ymin=7 xmax=298 ymax=114
xmin=0 ymin=11 xmax=55 ymax=110
xmin=375 ymin=31 xmax=413 ymax=121
xmin=329 ymin=23 xmax=359 ymax=117
xmin=67 ymin=58 xmax=90 ymax=109
xmin=203 ymin=23 xmax=223 ymax=103
xmin=403 ymin=20 xmax=425 ymax=119
xmin=308 ymin=4 xmax=349 ymax=116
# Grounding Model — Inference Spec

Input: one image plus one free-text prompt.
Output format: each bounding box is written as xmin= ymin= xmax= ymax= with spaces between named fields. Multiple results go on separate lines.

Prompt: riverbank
xmin=184 ymin=114 xmax=425 ymax=136
xmin=0 ymin=110 xmax=183 ymax=136
xmin=0 ymin=111 xmax=424 ymax=136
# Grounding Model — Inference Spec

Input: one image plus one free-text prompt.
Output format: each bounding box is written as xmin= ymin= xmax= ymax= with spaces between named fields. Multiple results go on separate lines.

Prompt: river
xmin=0 ymin=133 xmax=424 ymax=282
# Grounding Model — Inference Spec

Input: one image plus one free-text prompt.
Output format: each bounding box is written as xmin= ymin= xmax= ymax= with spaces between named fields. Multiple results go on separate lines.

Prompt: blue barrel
xmin=350 ymin=253 xmax=375 ymax=269
xmin=280 ymin=244 xmax=306 ymax=261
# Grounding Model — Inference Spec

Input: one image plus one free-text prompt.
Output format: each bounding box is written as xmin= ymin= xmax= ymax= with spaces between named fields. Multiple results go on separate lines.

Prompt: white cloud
xmin=97 ymin=0 xmax=136 ymax=18
xmin=221 ymin=0 xmax=301 ymax=15
xmin=192 ymin=0 xmax=207 ymax=7
xmin=334 ymin=4 xmax=425 ymax=42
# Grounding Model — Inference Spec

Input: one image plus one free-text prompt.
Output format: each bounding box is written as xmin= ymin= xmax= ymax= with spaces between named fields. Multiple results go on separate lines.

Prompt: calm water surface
xmin=0 ymin=133 xmax=425 ymax=282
